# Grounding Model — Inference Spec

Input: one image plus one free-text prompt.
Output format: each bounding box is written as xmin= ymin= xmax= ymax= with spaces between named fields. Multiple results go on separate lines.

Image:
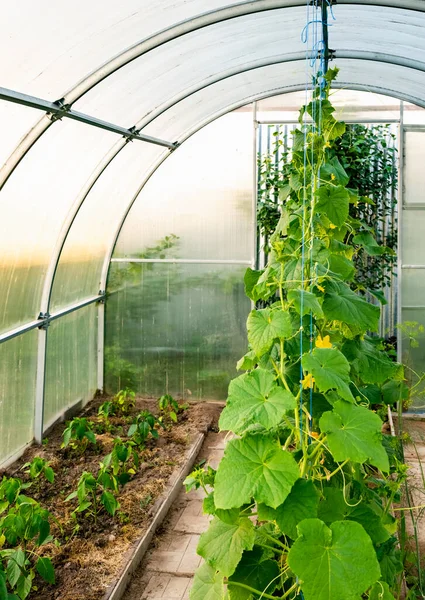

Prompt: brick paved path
xmin=125 ymin=431 xmax=227 ymax=600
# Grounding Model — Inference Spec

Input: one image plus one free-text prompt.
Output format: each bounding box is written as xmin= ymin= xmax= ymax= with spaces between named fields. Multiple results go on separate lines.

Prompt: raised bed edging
xmin=102 ymin=432 xmax=205 ymax=600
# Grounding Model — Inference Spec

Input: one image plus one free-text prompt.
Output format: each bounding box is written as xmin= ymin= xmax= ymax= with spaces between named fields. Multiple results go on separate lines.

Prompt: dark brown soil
xmin=1 ymin=396 xmax=222 ymax=600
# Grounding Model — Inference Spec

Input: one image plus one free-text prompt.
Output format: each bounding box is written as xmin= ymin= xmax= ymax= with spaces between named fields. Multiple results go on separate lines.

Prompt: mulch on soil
xmin=1 ymin=396 xmax=221 ymax=600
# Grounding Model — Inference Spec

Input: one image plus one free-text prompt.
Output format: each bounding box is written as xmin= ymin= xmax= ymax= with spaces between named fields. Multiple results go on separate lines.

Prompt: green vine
xmin=257 ymin=112 xmax=398 ymax=293
xmin=188 ymin=69 xmax=408 ymax=600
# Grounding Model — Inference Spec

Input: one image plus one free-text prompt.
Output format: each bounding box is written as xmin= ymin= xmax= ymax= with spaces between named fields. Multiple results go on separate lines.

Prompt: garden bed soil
xmin=1 ymin=396 xmax=221 ymax=600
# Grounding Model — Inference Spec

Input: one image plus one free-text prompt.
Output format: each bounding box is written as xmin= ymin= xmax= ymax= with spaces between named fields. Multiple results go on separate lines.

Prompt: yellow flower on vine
xmin=317 ymin=284 xmax=325 ymax=293
xmin=315 ymin=335 xmax=332 ymax=349
xmin=301 ymin=373 xmax=315 ymax=389
xmin=329 ymin=223 xmax=336 ymax=229
xmin=324 ymin=141 xmax=331 ymax=148
xmin=330 ymin=173 xmax=336 ymax=181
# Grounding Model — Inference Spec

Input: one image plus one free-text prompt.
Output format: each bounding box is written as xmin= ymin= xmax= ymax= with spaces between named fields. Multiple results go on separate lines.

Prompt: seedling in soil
xmin=113 ymin=388 xmax=136 ymax=415
xmin=104 ymin=438 xmax=140 ymax=486
xmin=97 ymin=401 xmax=116 ymax=432
xmin=127 ymin=410 xmax=164 ymax=447
xmin=158 ymin=394 xmax=188 ymax=425
xmin=65 ymin=464 xmax=120 ymax=522
xmin=61 ymin=417 xmax=97 ymax=453
xmin=22 ymin=457 xmax=55 ymax=485
xmin=0 ymin=479 xmax=56 ymax=598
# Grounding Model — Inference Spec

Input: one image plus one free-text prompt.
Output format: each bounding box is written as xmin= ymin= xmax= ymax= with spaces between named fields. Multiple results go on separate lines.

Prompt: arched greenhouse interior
xmin=1 ymin=1 xmax=425 ymax=599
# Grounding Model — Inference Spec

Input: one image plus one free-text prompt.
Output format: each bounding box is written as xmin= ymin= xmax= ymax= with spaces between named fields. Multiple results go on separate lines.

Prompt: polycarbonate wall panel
xmin=74 ymin=5 xmax=425 ymax=132
xmin=0 ymin=103 xmax=41 ymax=169
xmin=404 ymin=132 xmax=425 ymax=206
xmin=0 ymin=331 xmax=37 ymax=465
xmin=0 ymin=120 xmax=117 ymax=333
xmin=50 ymin=142 xmax=167 ymax=311
xmin=0 ymin=0 xmax=230 ymax=99
xmin=44 ymin=305 xmax=97 ymax=429
xmin=106 ymin=263 xmax=250 ymax=400
xmin=141 ymin=60 xmax=425 ymax=144
xmin=114 ymin=113 xmax=254 ymax=261
xmin=74 ymin=9 xmax=306 ymax=127
xmin=402 ymin=210 xmax=425 ymax=264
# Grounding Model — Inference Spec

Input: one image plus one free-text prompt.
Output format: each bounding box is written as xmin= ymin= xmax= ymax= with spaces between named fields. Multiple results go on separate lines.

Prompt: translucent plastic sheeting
xmin=105 ymin=263 xmax=250 ymax=400
xmin=50 ymin=143 xmax=167 ymax=311
xmin=43 ymin=304 xmax=97 ymax=430
xmin=0 ymin=0 xmax=231 ymax=99
xmin=0 ymin=103 xmax=41 ymax=170
xmin=402 ymin=210 xmax=425 ymax=265
xmin=403 ymin=102 xmax=425 ymax=125
xmin=256 ymin=90 xmax=401 ymax=123
xmin=0 ymin=120 xmax=117 ymax=333
xmin=401 ymin=308 xmax=425 ymax=412
xmin=139 ymin=60 xmax=425 ymax=147
xmin=74 ymin=5 xmax=425 ymax=129
xmin=113 ymin=113 xmax=254 ymax=261
xmin=0 ymin=331 xmax=36 ymax=466
xmin=74 ymin=8 xmax=307 ymax=127
xmin=404 ymin=131 xmax=425 ymax=206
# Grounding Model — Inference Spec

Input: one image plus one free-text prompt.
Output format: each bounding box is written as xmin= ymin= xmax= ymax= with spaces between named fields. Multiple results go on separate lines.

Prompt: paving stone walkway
xmin=125 ymin=431 xmax=227 ymax=600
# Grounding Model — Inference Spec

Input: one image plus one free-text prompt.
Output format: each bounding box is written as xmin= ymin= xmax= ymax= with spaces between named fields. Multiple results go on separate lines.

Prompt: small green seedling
xmin=0 ymin=477 xmax=56 ymax=598
xmin=128 ymin=410 xmax=163 ymax=446
xmin=104 ymin=438 xmax=139 ymax=486
xmin=22 ymin=456 xmax=55 ymax=484
xmin=61 ymin=417 xmax=96 ymax=453
xmin=158 ymin=394 xmax=187 ymax=424
xmin=113 ymin=388 xmax=136 ymax=415
xmin=65 ymin=464 xmax=120 ymax=522
xmin=97 ymin=401 xmax=117 ymax=432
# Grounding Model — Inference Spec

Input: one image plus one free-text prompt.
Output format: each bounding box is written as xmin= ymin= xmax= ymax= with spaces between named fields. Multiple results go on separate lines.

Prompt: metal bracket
xmin=97 ymin=290 xmax=106 ymax=304
xmin=37 ymin=312 xmax=50 ymax=330
xmin=169 ymin=141 xmax=180 ymax=153
xmin=125 ymin=125 xmax=138 ymax=142
xmin=47 ymin=98 xmax=71 ymax=123
xmin=318 ymin=48 xmax=336 ymax=61
xmin=309 ymin=0 xmax=337 ymax=6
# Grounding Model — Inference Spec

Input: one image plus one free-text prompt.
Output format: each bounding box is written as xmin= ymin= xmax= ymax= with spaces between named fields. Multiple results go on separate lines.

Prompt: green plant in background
xmin=257 ymin=112 xmax=398 ymax=294
xmin=127 ymin=410 xmax=163 ymax=447
xmin=0 ymin=477 xmax=56 ymax=599
xmin=97 ymin=401 xmax=117 ymax=432
xmin=158 ymin=394 xmax=188 ymax=425
xmin=21 ymin=457 xmax=55 ymax=485
xmin=61 ymin=417 xmax=97 ymax=453
xmin=189 ymin=69 xmax=410 ymax=600
xmin=112 ymin=388 xmax=136 ymax=415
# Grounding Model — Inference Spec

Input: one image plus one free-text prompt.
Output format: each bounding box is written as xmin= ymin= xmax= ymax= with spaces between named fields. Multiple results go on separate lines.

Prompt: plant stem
xmin=226 ymin=582 xmax=281 ymax=600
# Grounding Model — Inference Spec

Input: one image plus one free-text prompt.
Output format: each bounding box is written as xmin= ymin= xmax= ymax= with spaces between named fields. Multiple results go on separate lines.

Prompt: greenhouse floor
xmin=124 ymin=431 xmax=226 ymax=600
xmin=402 ymin=418 xmax=425 ymax=556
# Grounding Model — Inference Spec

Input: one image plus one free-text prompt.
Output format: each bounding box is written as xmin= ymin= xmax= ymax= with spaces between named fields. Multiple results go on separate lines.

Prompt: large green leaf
xmin=244 ymin=268 xmax=262 ymax=301
xmin=302 ymin=348 xmax=354 ymax=402
xmin=197 ymin=517 xmax=255 ymax=577
xmin=190 ymin=563 xmax=225 ymax=600
xmin=288 ymin=519 xmax=381 ymax=600
xmin=321 ymin=156 xmax=349 ymax=186
xmin=323 ymin=280 xmax=380 ymax=332
xmin=319 ymin=400 xmax=389 ymax=472
xmin=228 ymin=547 xmax=280 ymax=600
xmin=247 ymin=309 xmax=293 ymax=356
xmin=219 ymin=369 xmax=296 ymax=434
xmin=315 ymin=185 xmax=350 ymax=227
xmin=258 ymin=479 xmax=320 ymax=540
xmin=214 ymin=435 xmax=299 ymax=509
xmin=327 ymin=254 xmax=355 ymax=281
xmin=353 ymin=231 xmax=391 ymax=257
xmin=342 ymin=339 xmax=398 ymax=385
xmin=287 ymin=289 xmax=324 ymax=319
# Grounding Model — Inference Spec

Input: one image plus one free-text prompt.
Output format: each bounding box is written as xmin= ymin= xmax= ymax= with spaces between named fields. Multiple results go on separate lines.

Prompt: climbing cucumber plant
xmin=189 ymin=69 xmax=408 ymax=600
